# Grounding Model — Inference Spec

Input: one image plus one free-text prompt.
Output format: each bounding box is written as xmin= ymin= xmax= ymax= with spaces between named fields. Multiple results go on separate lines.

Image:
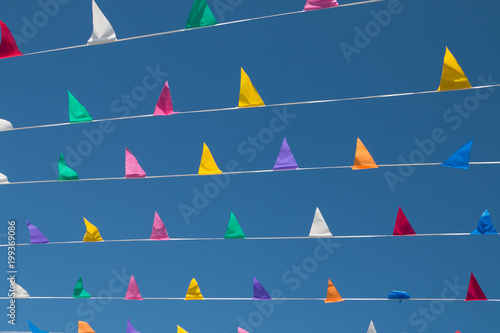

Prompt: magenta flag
xmin=125 ymin=148 xmax=147 ymax=178
xmin=154 ymin=81 xmax=177 ymax=116
xmin=304 ymin=0 xmax=339 ymax=11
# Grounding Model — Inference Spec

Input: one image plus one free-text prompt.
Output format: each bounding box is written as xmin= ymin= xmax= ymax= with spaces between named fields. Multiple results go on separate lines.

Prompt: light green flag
xmin=224 ymin=212 xmax=246 ymax=239
xmin=73 ymin=276 xmax=91 ymax=298
xmin=58 ymin=153 xmax=79 ymax=181
xmin=185 ymin=0 xmax=217 ymax=29
xmin=68 ymin=91 xmax=92 ymax=123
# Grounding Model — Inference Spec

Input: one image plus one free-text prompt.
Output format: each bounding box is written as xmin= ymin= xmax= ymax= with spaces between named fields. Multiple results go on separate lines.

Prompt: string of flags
xmin=10 ymin=207 xmax=497 ymax=247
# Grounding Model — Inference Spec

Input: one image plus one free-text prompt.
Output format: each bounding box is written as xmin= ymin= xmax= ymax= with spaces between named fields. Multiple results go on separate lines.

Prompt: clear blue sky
xmin=0 ymin=0 xmax=499 ymax=332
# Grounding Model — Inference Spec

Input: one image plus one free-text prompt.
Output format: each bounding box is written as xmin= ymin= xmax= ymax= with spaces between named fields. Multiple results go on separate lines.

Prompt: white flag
xmin=309 ymin=207 xmax=333 ymax=238
xmin=87 ymin=0 xmax=117 ymax=45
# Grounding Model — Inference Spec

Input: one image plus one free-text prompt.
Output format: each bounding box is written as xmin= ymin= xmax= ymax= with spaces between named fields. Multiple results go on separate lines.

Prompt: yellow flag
xmin=83 ymin=218 xmax=103 ymax=242
xmin=198 ymin=143 xmax=222 ymax=175
xmin=177 ymin=325 xmax=189 ymax=333
xmin=238 ymin=67 xmax=265 ymax=108
xmin=78 ymin=321 xmax=95 ymax=333
xmin=185 ymin=278 xmax=204 ymax=300
xmin=352 ymin=138 xmax=378 ymax=170
xmin=437 ymin=47 xmax=472 ymax=91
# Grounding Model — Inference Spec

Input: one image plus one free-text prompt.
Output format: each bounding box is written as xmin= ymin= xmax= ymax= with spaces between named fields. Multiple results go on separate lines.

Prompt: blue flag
xmin=471 ymin=210 xmax=498 ymax=234
xmin=441 ymin=139 xmax=473 ymax=169
xmin=28 ymin=320 xmax=49 ymax=333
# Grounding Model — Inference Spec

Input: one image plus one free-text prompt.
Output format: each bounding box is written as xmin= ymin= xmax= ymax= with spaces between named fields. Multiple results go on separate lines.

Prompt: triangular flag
xmin=87 ymin=0 xmax=117 ymax=45
xmin=154 ymin=81 xmax=178 ymax=116
xmin=0 ymin=118 xmax=14 ymax=131
xmin=239 ymin=68 xmax=265 ymax=108
xmin=273 ymin=137 xmax=298 ymax=170
xmin=465 ymin=273 xmax=487 ymax=301
xmin=304 ymin=0 xmax=339 ymax=11
xmin=309 ymin=207 xmax=333 ymax=238
xmin=177 ymin=326 xmax=189 ymax=333
xmin=393 ymin=207 xmax=416 ymax=236
xmin=238 ymin=328 xmax=250 ymax=333
xmin=225 ymin=212 xmax=246 ymax=239
xmin=58 ymin=153 xmax=79 ymax=181
xmin=471 ymin=209 xmax=497 ymax=234
xmin=185 ymin=278 xmax=204 ymax=300
xmin=127 ymin=319 xmax=141 ymax=333
xmin=441 ymin=139 xmax=473 ymax=169
xmin=352 ymin=138 xmax=378 ymax=170
xmin=83 ymin=218 xmax=103 ymax=242
xmin=151 ymin=212 xmax=170 ymax=240
xmin=388 ymin=290 xmax=410 ymax=299
xmin=28 ymin=320 xmax=49 ymax=333
xmin=252 ymin=277 xmax=272 ymax=300
xmin=367 ymin=321 xmax=377 ymax=333
xmin=198 ymin=143 xmax=222 ymax=174
xmin=12 ymin=282 xmax=30 ymax=298
xmin=0 ymin=172 xmax=8 ymax=183
xmin=438 ymin=47 xmax=472 ymax=91
xmin=0 ymin=20 xmax=22 ymax=59
xmin=73 ymin=276 xmax=91 ymax=298
xmin=324 ymin=278 xmax=343 ymax=303
xmin=125 ymin=147 xmax=147 ymax=178
xmin=185 ymin=0 xmax=217 ymax=29
xmin=78 ymin=321 xmax=95 ymax=333
xmin=68 ymin=91 xmax=93 ymax=123
xmin=27 ymin=220 xmax=49 ymax=244
xmin=125 ymin=275 xmax=143 ymax=300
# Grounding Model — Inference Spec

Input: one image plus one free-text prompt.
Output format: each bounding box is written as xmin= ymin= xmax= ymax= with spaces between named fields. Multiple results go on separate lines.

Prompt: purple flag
xmin=127 ymin=319 xmax=141 ymax=333
xmin=252 ymin=277 xmax=272 ymax=300
xmin=27 ymin=220 xmax=49 ymax=244
xmin=273 ymin=137 xmax=298 ymax=170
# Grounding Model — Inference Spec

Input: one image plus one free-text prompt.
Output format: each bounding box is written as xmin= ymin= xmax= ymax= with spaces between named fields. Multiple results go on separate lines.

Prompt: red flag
xmin=0 ymin=20 xmax=22 ymax=59
xmin=393 ymin=207 xmax=416 ymax=235
xmin=465 ymin=273 xmax=487 ymax=301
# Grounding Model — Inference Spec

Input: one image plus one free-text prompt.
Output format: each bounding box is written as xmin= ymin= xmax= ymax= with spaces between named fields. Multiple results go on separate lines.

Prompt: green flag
xmin=73 ymin=276 xmax=91 ymax=298
xmin=58 ymin=153 xmax=79 ymax=181
xmin=68 ymin=91 xmax=92 ymax=123
xmin=185 ymin=0 xmax=217 ymax=29
xmin=224 ymin=212 xmax=246 ymax=239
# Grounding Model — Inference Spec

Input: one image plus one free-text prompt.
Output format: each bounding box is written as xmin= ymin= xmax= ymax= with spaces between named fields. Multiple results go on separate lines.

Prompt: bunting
xmin=393 ymin=207 xmax=416 ymax=236
xmin=471 ymin=210 xmax=497 ymax=234
xmin=78 ymin=321 xmax=95 ymax=333
xmin=58 ymin=153 xmax=79 ymax=181
xmin=185 ymin=278 xmax=204 ymax=300
xmin=125 ymin=148 xmax=147 ymax=178
xmin=125 ymin=275 xmax=143 ymax=300
xmin=0 ymin=118 xmax=14 ymax=131
xmin=252 ymin=277 xmax=272 ymax=300
xmin=224 ymin=212 xmax=246 ymax=239
xmin=68 ymin=91 xmax=93 ymax=123
xmin=83 ymin=218 xmax=103 ymax=242
xmin=324 ymin=278 xmax=343 ymax=303
xmin=0 ymin=20 xmax=23 ymax=59
xmin=151 ymin=212 xmax=170 ymax=240
xmin=239 ymin=68 xmax=265 ymax=108
xmin=185 ymin=0 xmax=217 ymax=29
xmin=441 ymin=139 xmax=473 ymax=169
xmin=437 ymin=47 xmax=472 ymax=91
xmin=154 ymin=81 xmax=177 ymax=116
xmin=465 ymin=273 xmax=487 ymax=301
xmin=304 ymin=0 xmax=339 ymax=11
xmin=352 ymin=138 xmax=378 ymax=170
xmin=273 ymin=137 xmax=298 ymax=170
xmin=309 ymin=207 xmax=333 ymax=238
xmin=27 ymin=220 xmax=49 ymax=244
xmin=198 ymin=143 xmax=222 ymax=174
xmin=73 ymin=276 xmax=91 ymax=298
xmin=88 ymin=0 xmax=117 ymax=45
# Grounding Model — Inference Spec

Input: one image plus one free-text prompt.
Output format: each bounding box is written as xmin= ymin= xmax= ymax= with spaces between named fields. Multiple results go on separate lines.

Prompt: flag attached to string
xmin=393 ymin=207 xmax=416 ymax=236
xmin=68 ymin=91 xmax=93 ymax=123
xmin=273 ymin=137 xmax=298 ymax=170
xmin=388 ymin=290 xmax=410 ymax=300
xmin=441 ymin=139 xmax=473 ymax=169
xmin=88 ymin=0 xmax=117 ymax=45
xmin=177 ymin=326 xmax=189 ymax=333
xmin=0 ymin=172 xmax=8 ymax=183
xmin=304 ymin=0 xmax=339 ymax=11
xmin=352 ymin=138 xmax=378 ymax=170
xmin=324 ymin=278 xmax=343 ymax=303
xmin=125 ymin=275 xmax=143 ymax=300
xmin=239 ymin=68 xmax=265 ymax=108
xmin=0 ymin=20 xmax=23 ymax=59
xmin=151 ymin=212 xmax=170 ymax=240
xmin=83 ymin=217 xmax=103 ymax=242
xmin=471 ymin=209 xmax=497 ymax=234
xmin=238 ymin=328 xmax=250 ymax=333
xmin=127 ymin=319 xmax=141 ymax=333
xmin=465 ymin=273 xmax=487 ymax=301
xmin=0 ymin=118 xmax=14 ymax=131
xmin=154 ymin=81 xmax=178 ymax=116
xmin=185 ymin=278 xmax=204 ymax=300
xmin=309 ymin=207 xmax=333 ymax=238
xmin=437 ymin=47 xmax=472 ymax=91
xmin=125 ymin=147 xmax=147 ymax=178
xmin=252 ymin=277 xmax=272 ymax=300
xmin=58 ymin=153 xmax=79 ymax=180
xmin=12 ymin=282 xmax=30 ymax=298
xmin=185 ymin=0 xmax=217 ymax=29
xmin=78 ymin=321 xmax=95 ymax=333
xmin=199 ymin=143 xmax=222 ymax=174
xmin=367 ymin=321 xmax=377 ymax=333
xmin=28 ymin=320 xmax=49 ymax=333
xmin=225 ymin=212 xmax=246 ymax=239
xmin=73 ymin=276 xmax=91 ymax=298
xmin=27 ymin=220 xmax=49 ymax=244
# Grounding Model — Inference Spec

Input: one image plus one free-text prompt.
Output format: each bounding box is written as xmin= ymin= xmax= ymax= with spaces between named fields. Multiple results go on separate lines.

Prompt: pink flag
xmin=304 ymin=0 xmax=339 ymax=11
xmin=154 ymin=81 xmax=178 ymax=116
xmin=125 ymin=148 xmax=146 ymax=178
xmin=150 ymin=212 xmax=170 ymax=240
xmin=125 ymin=275 xmax=143 ymax=300
xmin=238 ymin=328 xmax=250 ymax=333
xmin=393 ymin=207 xmax=416 ymax=236
xmin=0 ymin=20 xmax=23 ymax=59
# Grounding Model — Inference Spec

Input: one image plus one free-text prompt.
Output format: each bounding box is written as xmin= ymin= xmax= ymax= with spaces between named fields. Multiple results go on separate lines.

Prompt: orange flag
xmin=352 ymin=138 xmax=378 ymax=170
xmin=78 ymin=321 xmax=95 ymax=333
xmin=324 ymin=278 xmax=343 ymax=303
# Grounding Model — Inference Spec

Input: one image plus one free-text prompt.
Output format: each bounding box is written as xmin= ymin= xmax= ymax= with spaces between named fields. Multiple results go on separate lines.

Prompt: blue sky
xmin=0 ymin=0 xmax=499 ymax=332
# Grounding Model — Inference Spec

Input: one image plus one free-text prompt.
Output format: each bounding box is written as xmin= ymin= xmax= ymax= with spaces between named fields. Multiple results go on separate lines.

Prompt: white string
xmin=6 ymin=83 xmax=500 ymax=133
xmin=1 ymin=233 xmax=492 ymax=248
xmin=1 ymin=161 xmax=500 ymax=186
